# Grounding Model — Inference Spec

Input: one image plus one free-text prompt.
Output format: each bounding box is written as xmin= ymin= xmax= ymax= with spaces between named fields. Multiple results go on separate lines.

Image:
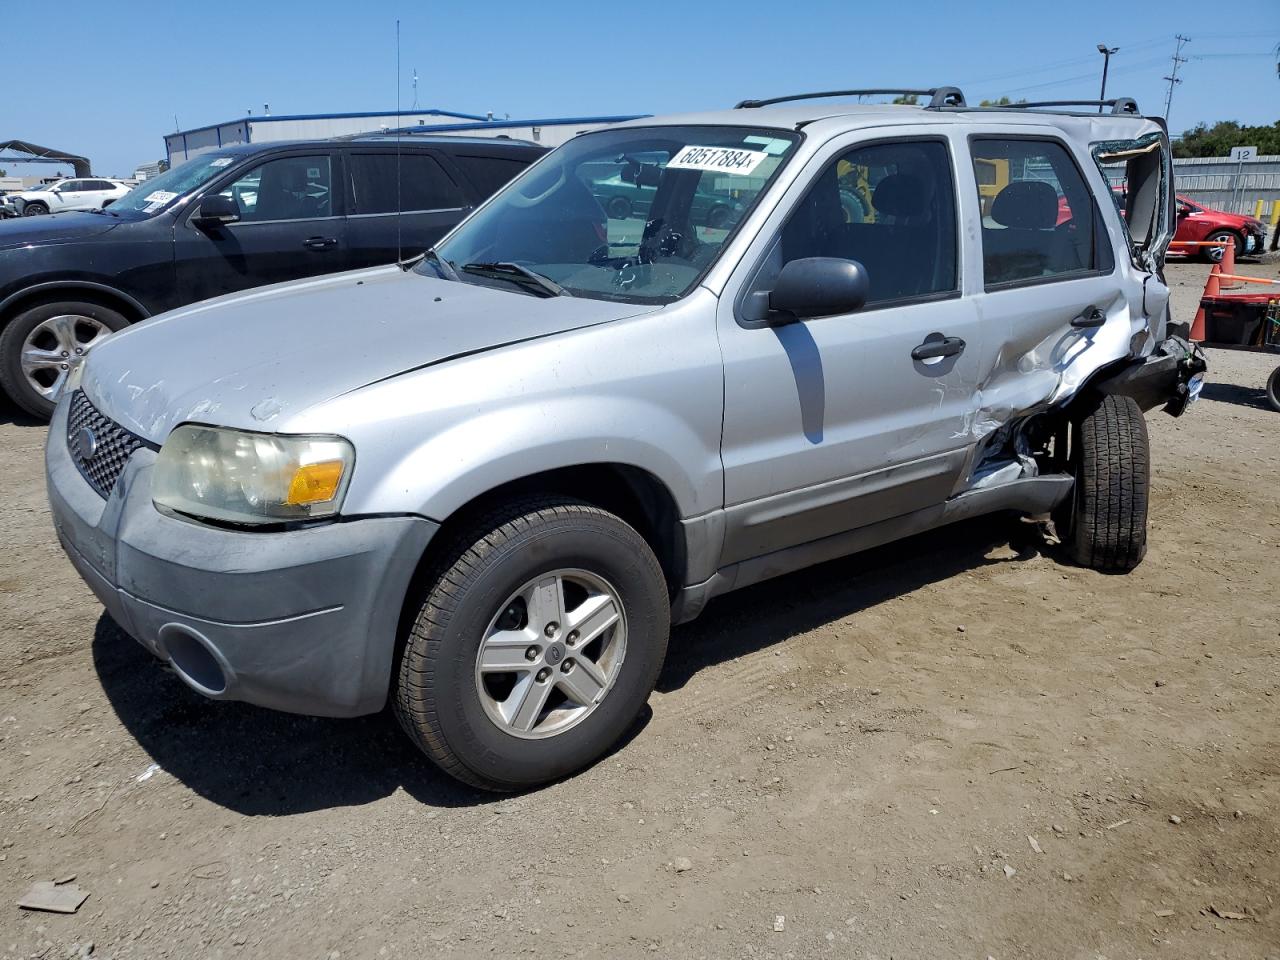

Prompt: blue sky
xmin=5 ymin=0 xmax=1277 ymax=177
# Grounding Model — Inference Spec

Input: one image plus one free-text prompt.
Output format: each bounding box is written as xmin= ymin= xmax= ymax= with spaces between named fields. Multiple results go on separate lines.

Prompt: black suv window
xmin=219 ymin=155 xmax=333 ymax=222
xmin=456 ymin=155 xmax=531 ymax=197
xmin=348 ymin=153 xmax=465 ymax=215
xmin=971 ymin=138 xmax=1112 ymax=287
xmin=767 ymin=139 xmax=958 ymax=306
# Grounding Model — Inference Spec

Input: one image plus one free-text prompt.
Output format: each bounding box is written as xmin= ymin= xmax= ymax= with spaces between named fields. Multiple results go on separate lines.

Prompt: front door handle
xmin=1071 ymin=306 xmax=1106 ymax=328
xmin=911 ymin=336 xmax=966 ymax=361
xmin=303 ymin=236 xmax=338 ymax=251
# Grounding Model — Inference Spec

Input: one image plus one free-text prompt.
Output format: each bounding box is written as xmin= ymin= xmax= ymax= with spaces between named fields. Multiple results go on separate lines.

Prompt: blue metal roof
xmin=383 ymin=115 xmax=649 ymax=136
xmin=166 ymin=108 xmax=491 ymax=140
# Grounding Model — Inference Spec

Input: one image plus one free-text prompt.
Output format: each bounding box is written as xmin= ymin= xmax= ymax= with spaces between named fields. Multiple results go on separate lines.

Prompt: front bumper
xmin=1094 ymin=334 xmax=1208 ymax=417
xmin=46 ymin=400 xmax=438 ymax=717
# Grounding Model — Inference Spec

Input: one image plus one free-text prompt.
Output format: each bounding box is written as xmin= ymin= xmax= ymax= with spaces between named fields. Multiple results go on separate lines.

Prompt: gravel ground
xmin=1 ymin=259 xmax=1277 ymax=960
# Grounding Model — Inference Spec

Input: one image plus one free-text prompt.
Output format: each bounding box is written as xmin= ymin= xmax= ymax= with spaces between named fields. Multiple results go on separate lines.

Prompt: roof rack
xmin=734 ymin=87 xmax=966 ymax=110
xmin=999 ymin=97 xmax=1140 ymax=116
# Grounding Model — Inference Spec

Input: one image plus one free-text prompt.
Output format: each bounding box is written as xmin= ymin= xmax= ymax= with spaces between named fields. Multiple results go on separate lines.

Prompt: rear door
xmin=716 ymin=131 xmax=989 ymax=564
xmin=343 ymin=148 xmax=470 ymax=268
xmin=173 ymin=149 xmax=348 ymax=302
xmin=965 ymin=133 xmax=1128 ymax=411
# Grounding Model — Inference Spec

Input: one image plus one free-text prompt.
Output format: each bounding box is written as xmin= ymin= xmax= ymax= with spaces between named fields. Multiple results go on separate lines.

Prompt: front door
xmin=173 ymin=151 xmax=346 ymax=303
xmin=717 ymin=135 xmax=987 ymax=565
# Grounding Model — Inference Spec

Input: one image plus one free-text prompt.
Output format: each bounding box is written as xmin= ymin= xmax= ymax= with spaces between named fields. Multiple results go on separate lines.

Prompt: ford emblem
xmin=76 ymin=426 xmax=98 ymax=460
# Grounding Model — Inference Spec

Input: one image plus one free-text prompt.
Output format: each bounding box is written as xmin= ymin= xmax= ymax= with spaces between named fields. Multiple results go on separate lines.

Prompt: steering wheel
xmin=507 ymin=166 xmax=567 ymax=208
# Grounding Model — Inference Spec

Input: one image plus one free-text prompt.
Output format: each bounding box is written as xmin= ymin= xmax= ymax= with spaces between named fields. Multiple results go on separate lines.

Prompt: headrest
xmin=991 ymin=180 xmax=1058 ymax=229
xmin=872 ymin=173 xmax=928 ymax=218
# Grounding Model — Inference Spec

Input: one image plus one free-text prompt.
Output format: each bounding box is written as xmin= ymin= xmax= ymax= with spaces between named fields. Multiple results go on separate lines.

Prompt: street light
xmin=1097 ymin=43 xmax=1119 ymax=112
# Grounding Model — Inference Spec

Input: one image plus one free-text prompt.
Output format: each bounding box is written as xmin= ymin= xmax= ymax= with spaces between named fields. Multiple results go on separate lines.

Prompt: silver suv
xmin=46 ymin=88 xmax=1205 ymax=790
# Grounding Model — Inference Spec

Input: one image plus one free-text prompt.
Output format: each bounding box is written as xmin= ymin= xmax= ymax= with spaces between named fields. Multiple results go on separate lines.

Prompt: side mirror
xmin=101 ymin=197 xmax=116 ymax=209
xmin=744 ymin=257 xmax=869 ymax=325
xmin=193 ymin=194 xmax=240 ymax=227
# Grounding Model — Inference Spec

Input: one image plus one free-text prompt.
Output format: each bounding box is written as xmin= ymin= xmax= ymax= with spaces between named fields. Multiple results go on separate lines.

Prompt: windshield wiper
xmin=416 ymin=247 xmax=460 ymax=280
xmin=461 ymin=261 xmax=571 ymax=298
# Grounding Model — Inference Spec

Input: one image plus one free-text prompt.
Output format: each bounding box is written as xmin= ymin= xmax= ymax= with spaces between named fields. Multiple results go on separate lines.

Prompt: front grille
xmin=67 ymin=390 xmax=145 ymax=498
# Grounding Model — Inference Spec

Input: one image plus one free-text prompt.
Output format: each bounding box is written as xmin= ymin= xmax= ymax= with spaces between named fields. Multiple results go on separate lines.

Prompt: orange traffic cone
xmin=1189 ymin=263 xmax=1221 ymax=342
xmin=1219 ymin=237 xmax=1238 ymax=285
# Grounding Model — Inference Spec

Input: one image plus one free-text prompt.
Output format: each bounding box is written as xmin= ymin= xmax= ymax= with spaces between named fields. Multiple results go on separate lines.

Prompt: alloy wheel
xmin=20 ymin=314 xmax=112 ymax=401
xmin=474 ymin=568 xmax=627 ymax=739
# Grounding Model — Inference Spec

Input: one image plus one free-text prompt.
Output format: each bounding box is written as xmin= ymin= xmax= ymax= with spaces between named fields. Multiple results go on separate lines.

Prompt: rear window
xmin=457 ymin=155 xmax=533 ymax=197
xmin=970 ymin=138 xmax=1112 ymax=288
xmin=348 ymin=153 xmax=465 ymax=214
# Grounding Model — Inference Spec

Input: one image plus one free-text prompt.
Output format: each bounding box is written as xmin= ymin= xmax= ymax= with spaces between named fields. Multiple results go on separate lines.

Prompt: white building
xmin=165 ymin=108 xmax=647 ymax=165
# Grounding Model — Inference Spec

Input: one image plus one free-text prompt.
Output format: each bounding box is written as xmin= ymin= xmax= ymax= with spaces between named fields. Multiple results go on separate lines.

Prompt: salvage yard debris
xmin=18 ymin=879 xmax=90 ymax=914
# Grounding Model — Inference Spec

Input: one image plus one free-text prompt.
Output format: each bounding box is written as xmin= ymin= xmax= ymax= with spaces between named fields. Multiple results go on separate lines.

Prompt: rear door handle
xmin=1071 ymin=306 xmax=1106 ymax=328
xmin=303 ymin=237 xmax=338 ymax=251
xmin=911 ymin=336 xmax=966 ymax=361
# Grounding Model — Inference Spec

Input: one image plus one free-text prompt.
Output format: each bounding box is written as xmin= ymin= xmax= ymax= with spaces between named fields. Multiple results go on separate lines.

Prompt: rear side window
xmin=768 ymin=139 xmax=958 ymax=306
xmin=456 ymin=155 xmax=532 ymax=197
xmin=971 ymin=138 xmax=1112 ymax=287
xmin=348 ymin=153 xmax=466 ymax=214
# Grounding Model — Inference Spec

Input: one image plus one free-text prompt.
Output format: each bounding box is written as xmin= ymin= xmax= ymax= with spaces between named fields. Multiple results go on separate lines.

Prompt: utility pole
xmin=1162 ymin=35 xmax=1190 ymax=120
xmin=1097 ymin=44 xmax=1119 ymax=111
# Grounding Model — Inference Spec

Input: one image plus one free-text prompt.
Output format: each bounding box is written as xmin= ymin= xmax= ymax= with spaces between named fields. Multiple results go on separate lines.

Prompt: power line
xmin=1163 ymin=34 xmax=1190 ymax=120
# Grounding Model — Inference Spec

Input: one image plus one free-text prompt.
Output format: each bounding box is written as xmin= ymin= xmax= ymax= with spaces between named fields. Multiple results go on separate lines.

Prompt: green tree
xmin=1173 ymin=120 xmax=1280 ymax=158
xmin=978 ymin=96 xmax=1028 ymax=106
xmin=891 ymin=94 xmax=919 ymax=105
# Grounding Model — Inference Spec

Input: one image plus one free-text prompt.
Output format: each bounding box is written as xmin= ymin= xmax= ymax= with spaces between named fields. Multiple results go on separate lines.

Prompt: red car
xmin=1171 ymin=196 xmax=1268 ymax=263
xmin=1106 ymin=187 xmax=1267 ymax=262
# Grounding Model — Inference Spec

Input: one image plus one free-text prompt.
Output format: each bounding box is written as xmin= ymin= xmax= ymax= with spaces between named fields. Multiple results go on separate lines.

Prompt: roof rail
xmin=999 ymin=97 xmax=1141 ymax=116
xmin=734 ymin=87 xmax=966 ymax=110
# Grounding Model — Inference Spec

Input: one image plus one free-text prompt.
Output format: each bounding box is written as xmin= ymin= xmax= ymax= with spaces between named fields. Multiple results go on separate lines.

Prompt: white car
xmin=11 ymin=178 xmax=131 ymax=216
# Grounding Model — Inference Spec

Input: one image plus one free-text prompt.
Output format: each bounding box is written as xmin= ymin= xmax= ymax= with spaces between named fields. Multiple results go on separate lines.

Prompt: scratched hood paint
xmin=81 ymin=265 xmax=658 ymax=443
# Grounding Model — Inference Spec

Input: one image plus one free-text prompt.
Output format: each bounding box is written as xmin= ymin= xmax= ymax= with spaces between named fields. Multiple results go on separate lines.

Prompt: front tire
xmin=395 ymin=497 xmax=670 ymax=791
xmin=1058 ymin=395 xmax=1150 ymax=572
xmin=1266 ymin=365 xmax=1280 ymax=413
xmin=0 ymin=300 xmax=128 ymax=420
xmin=1203 ymin=230 xmax=1242 ymax=263
xmin=22 ymin=202 xmax=48 ymax=216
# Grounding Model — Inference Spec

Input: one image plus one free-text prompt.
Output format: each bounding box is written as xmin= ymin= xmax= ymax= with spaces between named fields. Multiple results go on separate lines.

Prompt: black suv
xmin=0 ymin=135 xmax=545 ymax=417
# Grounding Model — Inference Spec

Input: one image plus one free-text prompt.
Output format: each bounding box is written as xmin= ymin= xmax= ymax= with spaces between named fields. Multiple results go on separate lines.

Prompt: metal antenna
xmin=411 ymin=67 xmax=419 ymax=110
xmin=395 ymin=19 xmax=403 ymax=265
xmin=1162 ymin=35 xmax=1190 ymax=120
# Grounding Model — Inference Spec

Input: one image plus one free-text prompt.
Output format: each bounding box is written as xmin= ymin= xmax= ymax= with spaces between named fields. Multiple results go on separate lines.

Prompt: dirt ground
xmin=2 ymin=259 xmax=1277 ymax=960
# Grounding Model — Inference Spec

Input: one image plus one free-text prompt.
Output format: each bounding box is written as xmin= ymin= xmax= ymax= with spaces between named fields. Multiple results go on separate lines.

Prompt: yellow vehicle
xmin=974 ymin=157 xmax=1010 ymax=216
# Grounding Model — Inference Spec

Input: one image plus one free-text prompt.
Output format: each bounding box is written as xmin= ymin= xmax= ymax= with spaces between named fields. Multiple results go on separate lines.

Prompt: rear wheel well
xmin=396 ymin=465 xmax=687 ymax=643
xmin=0 ymin=286 xmax=146 ymax=331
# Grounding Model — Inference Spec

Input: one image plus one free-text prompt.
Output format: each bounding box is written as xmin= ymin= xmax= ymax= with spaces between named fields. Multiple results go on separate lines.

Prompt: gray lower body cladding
xmin=672 ymin=474 xmax=1072 ymax=623
xmin=46 ymin=401 xmax=437 ymax=717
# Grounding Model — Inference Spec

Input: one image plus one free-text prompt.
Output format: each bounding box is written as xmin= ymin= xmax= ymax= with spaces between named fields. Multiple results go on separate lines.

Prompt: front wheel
xmin=1266 ymin=365 xmax=1280 ymax=413
xmin=1203 ymin=230 xmax=1242 ymax=263
xmin=395 ymin=497 xmax=670 ymax=791
xmin=22 ymin=202 xmax=48 ymax=216
xmin=1056 ymin=395 xmax=1150 ymax=572
xmin=0 ymin=300 xmax=128 ymax=420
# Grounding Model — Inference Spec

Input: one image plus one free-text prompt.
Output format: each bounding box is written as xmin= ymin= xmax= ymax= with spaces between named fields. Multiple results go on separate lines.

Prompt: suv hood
xmin=82 ymin=266 xmax=660 ymax=443
xmin=0 ymin=211 xmax=120 ymax=250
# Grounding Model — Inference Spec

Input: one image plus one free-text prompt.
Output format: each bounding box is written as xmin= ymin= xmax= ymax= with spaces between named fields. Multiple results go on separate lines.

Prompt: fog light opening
xmin=161 ymin=626 xmax=228 ymax=695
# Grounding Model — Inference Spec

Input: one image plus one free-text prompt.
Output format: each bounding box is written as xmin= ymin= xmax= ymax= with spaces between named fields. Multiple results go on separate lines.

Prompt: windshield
xmin=427 ymin=125 xmax=801 ymax=303
xmin=107 ymin=154 xmax=239 ymax=216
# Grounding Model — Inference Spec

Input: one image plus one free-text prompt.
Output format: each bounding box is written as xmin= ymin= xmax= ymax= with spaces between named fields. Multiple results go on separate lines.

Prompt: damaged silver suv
xmin=46 ymin=88 xmax=1206 ymax=790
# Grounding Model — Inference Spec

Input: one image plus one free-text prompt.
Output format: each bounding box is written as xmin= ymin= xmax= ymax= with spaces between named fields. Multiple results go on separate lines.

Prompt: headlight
xmin=152 ymin=424 xmax=354 ymax=525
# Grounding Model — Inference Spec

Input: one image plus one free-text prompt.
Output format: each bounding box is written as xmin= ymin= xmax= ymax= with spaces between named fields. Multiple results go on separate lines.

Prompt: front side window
xmin=348 ymin=153 xmax=465 ymax=214
xmin=218 ymin=155 xmax=332 ymax=222
xmin=429 ymin=125 xmax=801 ymax=304
xmin=754 ymin=139 xmax=958 ymax=307
xmin=971 ymin=138 xmax=1110 ymax=287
